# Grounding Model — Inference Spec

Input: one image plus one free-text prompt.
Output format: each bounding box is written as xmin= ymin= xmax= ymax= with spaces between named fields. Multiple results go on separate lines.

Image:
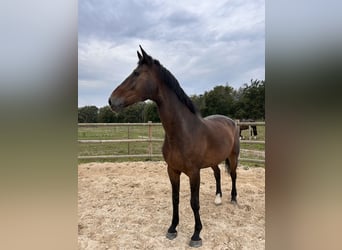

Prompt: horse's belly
xmin=162 ymin=144 xmax=203 ymax=173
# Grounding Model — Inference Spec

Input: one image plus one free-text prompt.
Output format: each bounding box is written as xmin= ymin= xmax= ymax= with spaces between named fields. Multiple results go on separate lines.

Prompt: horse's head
xmin=109 ymin=46 xmax=159 ymax=112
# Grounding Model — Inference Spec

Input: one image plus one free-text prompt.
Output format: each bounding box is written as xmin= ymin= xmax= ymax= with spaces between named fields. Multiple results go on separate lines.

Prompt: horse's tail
xmin=225 ymin=158 xmax=231 ymax=174
xmin=234 ymin=123 xmax=240 ymax=159
xmin=225 ymin=123 xmax=240 ymax=174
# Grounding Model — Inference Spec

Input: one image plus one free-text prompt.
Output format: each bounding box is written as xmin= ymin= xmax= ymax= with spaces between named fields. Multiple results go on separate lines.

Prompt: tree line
xmin=78 ymin=79 xmax=264 ymax=123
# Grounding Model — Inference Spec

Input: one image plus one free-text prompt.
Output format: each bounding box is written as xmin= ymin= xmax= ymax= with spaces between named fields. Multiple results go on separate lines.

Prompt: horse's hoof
xmin=214 ymin=194 xmax=222 ymax=205
xmin=189 ymin=239 xmax=202 ymax=248
xmin=231 ymin=200 xmax=237 ymax=205
xmin=166 ymin=231 xmax=177 ymax=240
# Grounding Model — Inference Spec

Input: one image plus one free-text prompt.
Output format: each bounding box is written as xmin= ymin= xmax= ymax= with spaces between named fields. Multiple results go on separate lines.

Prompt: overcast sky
xmin=78 ymin=0 xmax=264 ymax=107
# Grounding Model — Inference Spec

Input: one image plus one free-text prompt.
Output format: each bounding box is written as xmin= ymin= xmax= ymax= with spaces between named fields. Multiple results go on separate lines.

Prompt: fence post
xmin=127 ymin=124 xmax=130 ymax=155
xmin=249 ymin=125 xmax=252 ymax=140
xmin=236 ymin=120 xmax=240 ymax=138
xmin=148 ymin=121 xmax=152 ymax=159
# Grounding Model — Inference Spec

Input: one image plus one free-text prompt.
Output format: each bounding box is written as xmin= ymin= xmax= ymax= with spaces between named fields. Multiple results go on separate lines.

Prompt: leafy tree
xmin=116 ymin=103 xmax=145 ymax=122
xmin=232 ymin=87 xmax=247 ymax=119
xmin=143 ymin=101 xmax=160 ymax=122
xmin=236 ymin=79 xmax=265 ymax=120
xmin=190 ymin=94 xmax=206 ymax=115
xmin=202 ymin=85 xmax=234 ymax=117
xmin=98 ymin=106 xmax=118 ymax=123
xmin=78 ymin=106 xmax=98 ymax=123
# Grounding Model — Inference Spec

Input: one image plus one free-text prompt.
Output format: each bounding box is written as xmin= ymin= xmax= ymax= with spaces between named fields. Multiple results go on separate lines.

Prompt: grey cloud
xmin=165 ymin=10 xmax=199 ymax=26
xmin=79 ymin=0 xmax=156 ymax=42
xmin=78 ymin=0 xmax=264 ymax=107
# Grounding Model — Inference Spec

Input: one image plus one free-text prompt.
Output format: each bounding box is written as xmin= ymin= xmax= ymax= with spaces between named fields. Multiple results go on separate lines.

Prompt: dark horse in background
xmin=109 ymin=46 xmax=240 ymax=247
xmin=239 ymin=119 xmax=258 ymax=140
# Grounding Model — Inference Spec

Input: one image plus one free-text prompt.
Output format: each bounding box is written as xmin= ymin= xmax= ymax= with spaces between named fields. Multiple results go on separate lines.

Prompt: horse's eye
xmin=133 ymin=70 xmax=139 ymax=76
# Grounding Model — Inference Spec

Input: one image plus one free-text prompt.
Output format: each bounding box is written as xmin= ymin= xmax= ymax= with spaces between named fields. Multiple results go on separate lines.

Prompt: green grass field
xmin=78 ymin=124 xmax=265 ymax=167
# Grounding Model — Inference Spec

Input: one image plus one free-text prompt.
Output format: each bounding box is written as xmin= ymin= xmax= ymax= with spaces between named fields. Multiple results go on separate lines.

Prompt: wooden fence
xmin=78 ymin=121 xmax=265 ymax=164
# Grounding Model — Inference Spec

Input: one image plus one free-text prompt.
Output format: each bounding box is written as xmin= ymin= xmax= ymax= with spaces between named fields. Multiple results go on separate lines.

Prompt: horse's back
xmin=204 ymin=115 xmax=236 ymax=128
xmin=200 ymin=115 xmax=240 ymax=164
xmin=204 ymin=115 xmax=238 ymax=140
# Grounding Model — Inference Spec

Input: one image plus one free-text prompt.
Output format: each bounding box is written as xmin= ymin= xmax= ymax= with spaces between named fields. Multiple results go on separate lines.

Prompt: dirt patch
xmin=78 ymin=162 xmax=265 ymax=249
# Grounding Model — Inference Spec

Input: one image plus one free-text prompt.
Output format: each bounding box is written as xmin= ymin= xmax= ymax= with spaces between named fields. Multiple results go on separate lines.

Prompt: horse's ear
xmin=139 ymin=45 xmax=152 ymax=65
xmin=137 ymin=51 xmax=142 ymax=61
xmin=139 ymin=45 xmax=147 ymax=57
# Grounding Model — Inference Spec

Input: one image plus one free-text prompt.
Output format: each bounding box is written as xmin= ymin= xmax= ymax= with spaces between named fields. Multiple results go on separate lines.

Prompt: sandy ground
xmin=78 ymin=162 xmax=265 ymax=250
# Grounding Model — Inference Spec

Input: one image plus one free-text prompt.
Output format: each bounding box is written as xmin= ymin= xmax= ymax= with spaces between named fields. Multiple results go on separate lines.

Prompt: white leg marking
xmin=214 ymin=194 xmax=222 ymax=205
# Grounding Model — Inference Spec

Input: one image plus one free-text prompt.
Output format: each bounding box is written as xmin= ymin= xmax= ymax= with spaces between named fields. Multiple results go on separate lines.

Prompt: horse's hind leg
xmin=252 ymin=125 xmax=258 ymax=139
xmin=226 ymin=157 xmax=238 ymax=203
xmin=211 ymin=165 xmax=222 ymax=205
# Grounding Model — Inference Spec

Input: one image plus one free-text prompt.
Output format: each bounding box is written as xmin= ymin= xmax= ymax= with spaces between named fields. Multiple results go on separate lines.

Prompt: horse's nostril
xmin=108 ymin=98 xmax=112 ymax=106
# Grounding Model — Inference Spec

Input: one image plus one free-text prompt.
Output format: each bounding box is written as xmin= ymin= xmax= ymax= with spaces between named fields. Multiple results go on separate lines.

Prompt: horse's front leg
xmin=166 ymin=166 xmax=180 ymax=240
xmin=189 ymin=170 xmax=202 ymax=247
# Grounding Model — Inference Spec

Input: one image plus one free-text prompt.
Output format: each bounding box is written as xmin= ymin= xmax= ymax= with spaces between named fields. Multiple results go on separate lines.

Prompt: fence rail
xmin=78 ymin=121 xmax=265 ymax=164
xmin=79 ymin=139 xmax=164 ymax=143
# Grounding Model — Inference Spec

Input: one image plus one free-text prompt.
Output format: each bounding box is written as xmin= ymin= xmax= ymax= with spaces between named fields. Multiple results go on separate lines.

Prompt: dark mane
xmin=153 ymin=59 xmax=199 ymax=115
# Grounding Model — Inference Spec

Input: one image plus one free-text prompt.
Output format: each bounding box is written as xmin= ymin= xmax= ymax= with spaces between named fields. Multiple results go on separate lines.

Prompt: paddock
xmin=78 ymin=161 xmax=264 ymax=249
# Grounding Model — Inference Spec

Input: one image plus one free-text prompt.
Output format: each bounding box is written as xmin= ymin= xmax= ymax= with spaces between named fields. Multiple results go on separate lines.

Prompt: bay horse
xmin=108 ymin=46 xmax=240 ymax=247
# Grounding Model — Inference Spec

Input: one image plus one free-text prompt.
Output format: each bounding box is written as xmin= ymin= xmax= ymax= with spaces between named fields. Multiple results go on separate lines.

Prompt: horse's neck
xmin=155 ymin=88 xmax=201 ymax=139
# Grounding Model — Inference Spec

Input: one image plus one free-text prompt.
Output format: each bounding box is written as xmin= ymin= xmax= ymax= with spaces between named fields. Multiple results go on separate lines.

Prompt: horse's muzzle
xmin=108 ymin=96 xmax=124 ymax=113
